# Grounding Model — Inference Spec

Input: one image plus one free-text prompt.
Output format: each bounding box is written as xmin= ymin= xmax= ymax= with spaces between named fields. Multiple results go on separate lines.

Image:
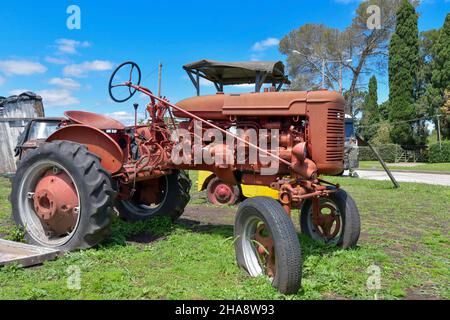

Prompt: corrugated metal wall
xmin=0 ymin=93 xmax=44 ymax=174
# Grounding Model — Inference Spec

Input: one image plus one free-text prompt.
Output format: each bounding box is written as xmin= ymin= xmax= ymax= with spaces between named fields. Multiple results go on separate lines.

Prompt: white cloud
xmin=38 ymin=89 xmax=80 ymax=107
xmin=106 ymin=111 xmax=135 ymax=121
xmin=10 ymin=88 xmax=79 ymax=107
xmin=0 ymin=76 xmax=5 ymax=86
xmin=252 ymin=37 xmax=280 ymax=51
xmin=0 ymin=60 xmax=47 ymax=75
xmin=63 ymin=60 xmax=113 ymax=77
xmin=105 ymin=111 xmax=146 ymax=125
xmin=45 ymin=56 xmax=69 ymax=65
xmin=49 ymin=77 xmax=81 ymax=90
xmin=55 ymin=39 xmax=91 ymax=55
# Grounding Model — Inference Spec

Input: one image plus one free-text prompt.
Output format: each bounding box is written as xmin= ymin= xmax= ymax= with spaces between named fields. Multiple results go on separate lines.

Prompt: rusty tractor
xmin=11 ymin=61 xmax=361 ymax=294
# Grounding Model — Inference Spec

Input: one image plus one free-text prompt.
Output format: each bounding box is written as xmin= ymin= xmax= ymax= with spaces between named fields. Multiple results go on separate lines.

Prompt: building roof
xmin=0 ymin=92 xmax=43 ymax=118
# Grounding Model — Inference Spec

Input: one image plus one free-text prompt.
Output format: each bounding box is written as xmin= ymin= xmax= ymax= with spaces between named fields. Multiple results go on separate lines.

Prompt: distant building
xmin=0 ymin=92 xmax=44 ymax=174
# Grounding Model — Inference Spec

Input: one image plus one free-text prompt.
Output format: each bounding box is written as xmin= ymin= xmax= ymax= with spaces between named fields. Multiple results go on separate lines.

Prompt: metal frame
xmin=185 ymin=64 xmax=287 ymax=96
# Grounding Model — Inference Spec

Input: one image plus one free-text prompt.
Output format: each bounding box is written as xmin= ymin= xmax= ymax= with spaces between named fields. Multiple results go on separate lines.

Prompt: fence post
xmin=357 ymin=135 xmax=400 ymax=188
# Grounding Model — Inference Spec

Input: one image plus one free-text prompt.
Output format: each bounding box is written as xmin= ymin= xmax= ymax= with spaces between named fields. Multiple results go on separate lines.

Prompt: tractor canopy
xmin=183 ymin=60 xmax=291 ymax=95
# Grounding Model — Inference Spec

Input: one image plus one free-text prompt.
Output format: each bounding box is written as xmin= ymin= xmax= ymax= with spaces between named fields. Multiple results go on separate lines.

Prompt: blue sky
xmin=0 ymin=0 xmax=448 ymax=123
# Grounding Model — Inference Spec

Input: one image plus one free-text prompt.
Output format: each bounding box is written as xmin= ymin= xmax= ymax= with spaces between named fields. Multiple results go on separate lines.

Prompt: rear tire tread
xmin=12 ymin=140 xmax=115 ymax=251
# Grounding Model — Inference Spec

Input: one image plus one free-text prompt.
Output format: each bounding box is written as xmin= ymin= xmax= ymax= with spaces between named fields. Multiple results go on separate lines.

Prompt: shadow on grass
xmin=100 ymin=215 xmax=175 ymax=248
xmin=102 ymin=214 xmax=356 ymax=269
xmin=176 ymin=216 xmax=344 ymax=261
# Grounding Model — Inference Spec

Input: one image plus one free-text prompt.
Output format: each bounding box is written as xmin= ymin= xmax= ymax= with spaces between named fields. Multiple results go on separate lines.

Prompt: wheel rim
xmin=121 ymin=176 xmax=169 ymax=216
xmin=241 ymin=215 xmax=276 ymax=279
xmin=208 ymin=181 xmax=236 ymax=205
xmin=17 ymin=161 xmax=81 ymax=247
xmin=307 ymin=198 xmax=342 ymax=243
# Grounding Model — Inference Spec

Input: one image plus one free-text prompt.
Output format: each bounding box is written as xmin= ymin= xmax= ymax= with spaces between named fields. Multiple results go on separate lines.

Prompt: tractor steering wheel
xmin=109 ymin=61 xmax=142 ymax=103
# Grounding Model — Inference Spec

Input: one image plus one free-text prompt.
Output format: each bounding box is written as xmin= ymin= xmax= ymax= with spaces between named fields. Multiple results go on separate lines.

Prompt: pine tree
xmin=360 ymin=76 xmax=380 ymax=142
xmin=388 ymin=0 xmax=419 ymax=146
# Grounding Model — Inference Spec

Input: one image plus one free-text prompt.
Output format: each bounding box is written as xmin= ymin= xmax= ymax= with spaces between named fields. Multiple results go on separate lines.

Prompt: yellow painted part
xmin=241 ymin=184 xmax=279 ymax=199
xmin=197 ymin=170 xmax=213 ymax=192
xmin=197 ymin=171 xmax=278 ymax=199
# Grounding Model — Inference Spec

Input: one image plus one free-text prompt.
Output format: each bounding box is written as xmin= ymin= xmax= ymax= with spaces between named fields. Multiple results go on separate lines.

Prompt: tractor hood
xmin=174 ymin=90 xmax=345 ymax=120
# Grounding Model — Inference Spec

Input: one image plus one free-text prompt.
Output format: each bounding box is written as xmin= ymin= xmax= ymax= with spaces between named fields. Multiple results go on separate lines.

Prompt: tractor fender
xmin=47 ymin=124 xmax=124 ymax=174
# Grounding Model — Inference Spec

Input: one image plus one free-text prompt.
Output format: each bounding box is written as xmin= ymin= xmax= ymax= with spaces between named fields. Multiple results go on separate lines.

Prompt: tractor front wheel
xmin=11 ymin=141 xmax=115 ymax=251
xmin=234 ymin=197 xmax=302 ymax=295
xmin=115 ymin=171 xmax=191 ymax=222
xmin=300 ymin=188 xmax=360 ymax=249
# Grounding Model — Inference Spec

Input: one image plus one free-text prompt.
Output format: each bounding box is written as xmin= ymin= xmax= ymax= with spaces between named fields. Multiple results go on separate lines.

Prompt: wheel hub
xmin=253 ymin=224 xmax=276 ymax=278
xmin=312 ymin=200 xmax=341 ymax=240
xmin=215 ymin=184 xmax=232 ymax=202
xmin=33 ymin=170 xmax=79 ymax=236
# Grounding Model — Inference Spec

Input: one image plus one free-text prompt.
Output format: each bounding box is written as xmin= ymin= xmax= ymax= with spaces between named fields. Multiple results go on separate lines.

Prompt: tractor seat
xmin=64 ymin=111 xmax=126 ymax=131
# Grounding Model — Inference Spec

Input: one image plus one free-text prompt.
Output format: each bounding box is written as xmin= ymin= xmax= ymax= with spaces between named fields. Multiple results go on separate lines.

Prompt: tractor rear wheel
xmin=206 ymin=177 xmax=240 ymax=206
xmin=11 ymin=141 xmax=115 ymax=251
xmin=115 ymin=171 xmax=191 ymax=222
xmin=234 ymin=197 xmax=302 ymax=294
xmin=300 ymin=188 xmax=360 ymax=249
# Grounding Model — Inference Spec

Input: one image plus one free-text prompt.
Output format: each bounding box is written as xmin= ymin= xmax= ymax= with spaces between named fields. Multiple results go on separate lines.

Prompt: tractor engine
xmin=174 ymin=90 xmax=346 ymax=179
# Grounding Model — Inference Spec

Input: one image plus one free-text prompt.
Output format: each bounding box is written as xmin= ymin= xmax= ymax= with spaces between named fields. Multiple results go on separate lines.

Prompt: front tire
xmin=11 ymin=141 xmax=115 ymax=252
xmin=234 ymin=197 xmax=302 ymax=294
xmin=300 ymin=188 xmax=360 ymax=249
xmin=115 ymin=171 xmax=191 ymax=222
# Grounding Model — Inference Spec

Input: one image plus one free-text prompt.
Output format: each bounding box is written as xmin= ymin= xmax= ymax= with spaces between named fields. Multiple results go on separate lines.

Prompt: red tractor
xmin=11 ymin=60 xmax=360 ymax=294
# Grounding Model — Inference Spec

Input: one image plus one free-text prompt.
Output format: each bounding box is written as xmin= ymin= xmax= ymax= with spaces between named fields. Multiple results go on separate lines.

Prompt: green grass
xmin=359 ymin=161 xmax=450 ymax=173
xmin=0 ymin=176 xmax=449 ymax=300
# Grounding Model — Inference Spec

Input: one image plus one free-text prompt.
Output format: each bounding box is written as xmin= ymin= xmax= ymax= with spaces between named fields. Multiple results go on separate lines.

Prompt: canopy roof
xmin=183 ymin=60 xmax=290 ymax=86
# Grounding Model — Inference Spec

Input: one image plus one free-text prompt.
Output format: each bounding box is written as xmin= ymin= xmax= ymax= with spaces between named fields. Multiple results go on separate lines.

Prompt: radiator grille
xmin=326 ymin=108 xmax=345 ymax=162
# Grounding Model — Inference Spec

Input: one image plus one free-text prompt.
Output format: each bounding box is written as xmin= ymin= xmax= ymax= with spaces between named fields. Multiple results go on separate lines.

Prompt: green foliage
xmin=378 ymin=101 xmax=390 ymax=121
xmin=428 ymin=141 xmax=450 ymax=163
xmin=359 ymin=76 xmax=380 ymax=141
xmin=358 ymin=144 xmax=400 ymax=163
xmin=388 ymin=0 xmax=420 ymax=145
xmin=5 ymin=226 xmax=25 ymax=243
xmin=431 ymin=14 xmax=450 ymax=139
xmin=370 ymin=121 xmax=392 ymax=145
xmin=431 ymin=14 xmax=450 ymax=92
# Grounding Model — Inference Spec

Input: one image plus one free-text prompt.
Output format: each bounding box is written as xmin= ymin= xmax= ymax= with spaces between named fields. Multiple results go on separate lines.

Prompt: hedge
xmin=358 ymin=144 xmax=400 ymax=163
xmin=428 ymin=141 xmax=450 ymax=163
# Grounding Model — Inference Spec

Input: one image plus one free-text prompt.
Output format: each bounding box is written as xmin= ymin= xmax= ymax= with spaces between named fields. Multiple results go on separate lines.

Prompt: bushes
xmin=359 ymin=144 xmax=400 ymax=163
xmin=428 ymin=141 xmax=450 ymax=163
xmin=359 ymin=142 xmax=450 ymax=163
